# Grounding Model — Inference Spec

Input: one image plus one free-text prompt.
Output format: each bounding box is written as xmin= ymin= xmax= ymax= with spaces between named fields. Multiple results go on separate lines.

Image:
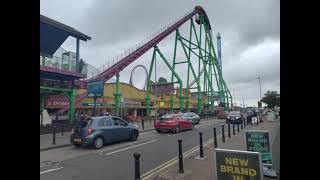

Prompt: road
xmin=40 ymin=118 xmax=228 ymax=180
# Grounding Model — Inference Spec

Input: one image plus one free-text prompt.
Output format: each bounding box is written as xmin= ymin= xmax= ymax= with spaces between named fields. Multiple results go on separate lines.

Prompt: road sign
xmin=214 ymin=148 xmax=263 ymax=180
xmin=245 ymin=130 xmax=272 ymax=164
xmin=87 ymin=80 xmax=104 ymax=97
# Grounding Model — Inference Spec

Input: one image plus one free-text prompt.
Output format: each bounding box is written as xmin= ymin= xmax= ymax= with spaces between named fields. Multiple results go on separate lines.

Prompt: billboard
xmin=245 ymin=130 xmax=272 ymax=164
xmin=87 ymin=80 xmax=104 ymax=97
xmin=214 ymin=148 xmax=263 ymax=180
xmin=151 ymin=83 xmax=175 ymax=94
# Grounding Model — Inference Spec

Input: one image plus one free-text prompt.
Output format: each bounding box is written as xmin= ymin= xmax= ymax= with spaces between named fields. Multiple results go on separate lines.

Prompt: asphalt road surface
xmin=40 ymin=118 xmax=228 ymax=180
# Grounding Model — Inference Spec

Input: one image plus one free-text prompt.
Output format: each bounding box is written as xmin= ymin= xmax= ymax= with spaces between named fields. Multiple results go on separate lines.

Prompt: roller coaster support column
xmin=114 ymin=74 xmax=121 ymax=116
xmin=190 ymin=17 xmax=215 ymax=110
xmin=146 ymin=48 xmax=156 ymax=118
xmin=68 ymin=89 xmax=76 ymax=123
xmin=155 ymin=46 xmax=184 ymax=112
xmin=176 ymin=27 xmax=203 ymax=113
xmin=170 ymin=31 xmax=179 ymax=113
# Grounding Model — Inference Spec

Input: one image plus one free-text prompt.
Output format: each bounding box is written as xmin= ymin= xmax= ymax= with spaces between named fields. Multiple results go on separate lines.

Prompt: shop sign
xmin=82 ymin=103 xmax=113 ymax=106
xmin=141 ymin=102 xmax=154 ymax=106
xmin=45 ymin=95 xmax=69 ymax=107
xmin=214 ymin=148 xmax=263 ymax=180
xmin=245 ymin=130 xmax=272 ymax=163
xmin=122 ymin=100 xmax=140 ymax=107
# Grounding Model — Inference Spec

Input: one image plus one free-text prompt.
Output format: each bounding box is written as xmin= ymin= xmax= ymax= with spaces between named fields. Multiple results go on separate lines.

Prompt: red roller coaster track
xmin=55 ymin=6 xmax=212 ymax=116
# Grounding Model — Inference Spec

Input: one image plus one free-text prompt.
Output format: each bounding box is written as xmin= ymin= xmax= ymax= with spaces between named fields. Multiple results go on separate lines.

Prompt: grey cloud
xmin=41 ymin=0 xmax=280 ymax=106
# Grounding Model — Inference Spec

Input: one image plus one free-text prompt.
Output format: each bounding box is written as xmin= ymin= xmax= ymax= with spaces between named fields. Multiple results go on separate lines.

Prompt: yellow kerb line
xmin=141 ymin=135 xmax=221 ymax=180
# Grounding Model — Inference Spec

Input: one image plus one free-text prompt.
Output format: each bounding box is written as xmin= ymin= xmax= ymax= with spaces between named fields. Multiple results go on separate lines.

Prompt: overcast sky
xmin=40 ymin=0 xmax=280 ymax=107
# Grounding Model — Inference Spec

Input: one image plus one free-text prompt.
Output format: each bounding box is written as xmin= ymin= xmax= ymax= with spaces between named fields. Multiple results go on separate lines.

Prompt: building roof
xmin=40 ymin=14 xmax=91 ymax=57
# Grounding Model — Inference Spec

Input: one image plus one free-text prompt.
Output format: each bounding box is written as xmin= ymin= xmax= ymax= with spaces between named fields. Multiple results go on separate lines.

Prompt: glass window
xmin=98 ymin=117 xmax=112 ymax=127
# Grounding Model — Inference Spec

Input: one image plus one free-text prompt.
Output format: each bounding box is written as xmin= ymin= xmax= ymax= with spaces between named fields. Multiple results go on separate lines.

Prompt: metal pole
xmin=222 ymin=125 xmax=225 ymax=143
xmin=199 ymin=132 xmax=204 ymax=158
xmin=52 ymin=124 xmax=56 ymax=145
xmin=228 ymin=122 xmax=231 ymax=138
xmin=134 ymin=153 xmax=141 ymax=180
xmin=232 ymin=123 xmax=235 ymax=135
xmin=93 ymin=96 xmax=97 ymax=116
xmin=178 ymin=139 xmax=184 ymax=173
xmin=258 ymin=77 xmax=262 ymax=100
xmin=213 ymin=128 xmax=217 ymax=148
xmin=61 ymin=124 xmax=64 ymax=136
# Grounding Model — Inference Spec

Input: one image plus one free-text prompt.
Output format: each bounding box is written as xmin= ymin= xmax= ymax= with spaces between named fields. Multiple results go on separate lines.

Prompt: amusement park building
xmin=44 ymin=82 xmax=204 ymax=120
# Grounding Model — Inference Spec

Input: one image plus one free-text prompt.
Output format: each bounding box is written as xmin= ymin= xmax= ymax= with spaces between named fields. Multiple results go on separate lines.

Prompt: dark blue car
xmin=70 ymin=115 xmax=139 ymax=149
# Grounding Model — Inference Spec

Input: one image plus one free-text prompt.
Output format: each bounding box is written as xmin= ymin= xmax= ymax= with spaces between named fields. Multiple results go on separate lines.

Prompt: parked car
xmin=218 ymin=111 xmax=228 ymax=119
xmin=70 ymin=115 xmax=139 ymax=149
xmin=226 ymin=111 xmax=243 ymax=124
xmin=182 ymin=112 xmax=200 ymax=124
xmin=155 ymin=114 xmax=193 ymax=133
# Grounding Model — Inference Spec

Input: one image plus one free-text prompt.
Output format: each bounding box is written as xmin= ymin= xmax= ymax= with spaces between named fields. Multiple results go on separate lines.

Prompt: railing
xmin=85 ymin=9 xmax=194 ymax=80
xmin=40 ymin=55 xmax=88 ymax=75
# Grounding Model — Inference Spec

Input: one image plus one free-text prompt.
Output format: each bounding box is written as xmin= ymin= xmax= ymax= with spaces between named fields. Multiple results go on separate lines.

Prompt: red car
xmin=155 ymin=114 xmax=194 ymax=133
xmin=217 ymin=111 xmax=228 ymax=119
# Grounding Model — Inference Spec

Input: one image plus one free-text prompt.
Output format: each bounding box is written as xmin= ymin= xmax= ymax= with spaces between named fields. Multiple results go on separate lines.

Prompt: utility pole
xmin=242 ymin=96 xmax=245 ymax=108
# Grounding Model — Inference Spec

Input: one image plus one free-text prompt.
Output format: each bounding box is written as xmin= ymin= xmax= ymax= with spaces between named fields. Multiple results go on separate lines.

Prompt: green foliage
xmin=261 ymin=91 xmax=280 ymax=108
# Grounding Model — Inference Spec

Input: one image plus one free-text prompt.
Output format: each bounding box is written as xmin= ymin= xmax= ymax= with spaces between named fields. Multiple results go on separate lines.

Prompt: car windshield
xmin=229 ymin=112 xmax=240 ymax=116
xmin=160 ymin=115 xmax=174 ymax=120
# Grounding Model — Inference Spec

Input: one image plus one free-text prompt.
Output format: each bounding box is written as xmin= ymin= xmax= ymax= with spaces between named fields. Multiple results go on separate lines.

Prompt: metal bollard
xmin=237 ymin=123 xmax=240 ymax=132
xmin=61 ymin=124 xmax=64 ymax=136
xmin=228 ymin=122 xmax=231 ymax=139
xmin=257 ymin=116 xmax=259 ymax=125
xmin=178 ymin=139 xmax=184 ymax=173
xmin=199 ymin=132 xmax=204 ymax=158
xmin=213 ymin=128 xmax=217 ymax=148
xmin=232 ymin=123 xmax=235 ymax=135
xmin=134 ymin=153 xmax=141 ymax=180
xmin=52 ymin=125 xmax=56 ymax=145
xmin=222 ymin=125 xmax=225 ymax=143
xmin=141 ymin=120 xmax=144 ymax=130
xmin=241 ymin=120 xmax=243 ymax=129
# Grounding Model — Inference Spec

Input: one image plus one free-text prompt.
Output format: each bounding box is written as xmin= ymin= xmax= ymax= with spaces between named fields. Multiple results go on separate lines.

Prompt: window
xmin=113 ymin=117 xmax=127 ymax=126
xmin=98 ymin=117 xmax=112 ymax=127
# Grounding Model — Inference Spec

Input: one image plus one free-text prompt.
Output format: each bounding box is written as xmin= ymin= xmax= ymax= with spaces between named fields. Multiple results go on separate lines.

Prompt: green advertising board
xmin=87 ymin=80 xmax=104 ymax=97
xmin=214 ymin=148 xmax=263 ymax=180
xmin=82 ymin=103 xmax=114 ymax=106
xmin=245 ymin=130 xmax=272 ymax=164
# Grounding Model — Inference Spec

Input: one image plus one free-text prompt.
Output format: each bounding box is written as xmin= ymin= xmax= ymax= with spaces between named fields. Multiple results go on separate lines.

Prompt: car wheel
xmin=93 ymin=137 xmax=104 ymax=149
xmin=130 ymin=131 xmax=138 ymax=141
xmin=175 ymin=126 xmax=180 ymax=133
xmin=73 ymin=144 xmax=81 ymax=148
xmin=156 ymin=129 xmax=161 ymax=133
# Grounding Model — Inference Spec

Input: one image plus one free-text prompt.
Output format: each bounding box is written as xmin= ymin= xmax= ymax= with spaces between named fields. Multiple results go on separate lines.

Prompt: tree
xmin=260 ymin=91 xmax=280 ymax=108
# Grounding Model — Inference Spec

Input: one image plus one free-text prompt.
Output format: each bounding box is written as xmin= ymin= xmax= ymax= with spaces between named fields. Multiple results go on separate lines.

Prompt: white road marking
xmin=105 ymin=139 xmax=159 ymax=156
xmin=97 ymin=138 xmax=154 ymax=154
xmin=40 ymin=167 xmax=63 ymax=175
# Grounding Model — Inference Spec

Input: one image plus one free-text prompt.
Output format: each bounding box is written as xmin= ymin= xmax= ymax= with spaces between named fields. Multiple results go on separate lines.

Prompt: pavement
xmin=40 ymin=117 xmax=223 ymax=180
xmin=40 ymin=119 xmax=156 ymax=151
xmin=149 ymin=119 xmax=280 ymax=180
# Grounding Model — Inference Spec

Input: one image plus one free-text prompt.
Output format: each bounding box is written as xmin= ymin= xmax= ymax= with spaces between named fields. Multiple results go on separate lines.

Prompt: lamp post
xmin=257 ymin=77 xmax=262 ymax=100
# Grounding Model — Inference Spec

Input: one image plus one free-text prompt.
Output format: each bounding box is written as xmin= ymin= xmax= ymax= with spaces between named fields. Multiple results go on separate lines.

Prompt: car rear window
xmin=160 ymin=115 xmax=173 ymax=120
xmin=77 ymin=119 xmax=93 ymax=128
